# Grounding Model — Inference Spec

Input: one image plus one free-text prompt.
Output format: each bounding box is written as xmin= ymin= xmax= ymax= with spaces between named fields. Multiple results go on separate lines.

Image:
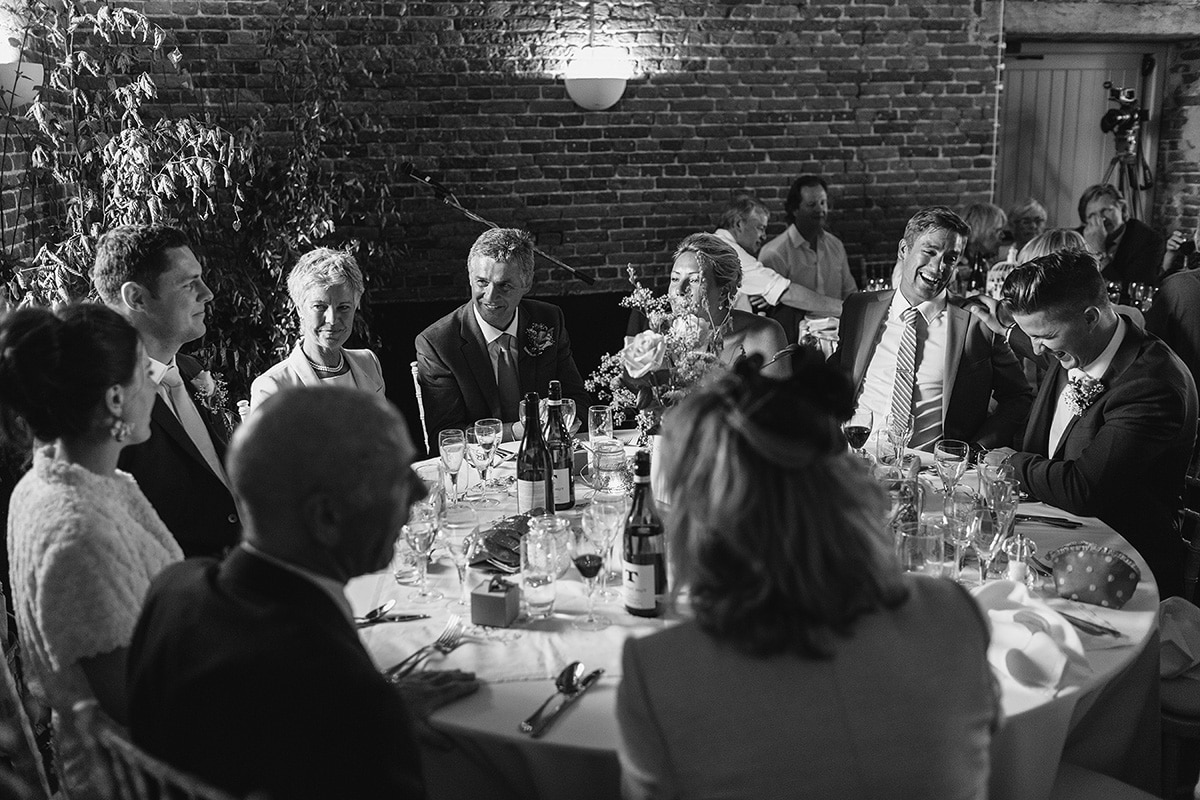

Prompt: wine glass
xmin=473 ymin=418 xmax=504 ymax=489
xmin=404 ymin=502 xmax=443 ymax=603
xmin=439 ymin=504 xmax=480 ymax=609
xmin=570 ymin=508 xmax=612 ymax=630
xmin=842 ymin=408 xmax=874 ymax=460
xmin=588 ymin=405 xmax=613 ymax=443
xmin=588 ymin=494 xmax=628 ymax=600
xmin=438 ymin=429 xmax=466 ymax=504
xmin=463 ymin=426 xmax=499 ymax=507
xmin=974 ymin=480 xmax=1018 ymax=584
xmin=883 ymin=413 xmax=913 ymax=465
xmin=933 ymin=439 xmax=969 ymax=494
xmin=561 ymin=398 xmax=578 ymax=436
xmin=943 ymin=486 xmax=983 ymax=584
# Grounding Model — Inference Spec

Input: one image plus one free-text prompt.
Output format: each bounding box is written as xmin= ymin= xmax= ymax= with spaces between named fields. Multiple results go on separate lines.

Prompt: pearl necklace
xmin=305 ymin=351 xmax=345 ymax=375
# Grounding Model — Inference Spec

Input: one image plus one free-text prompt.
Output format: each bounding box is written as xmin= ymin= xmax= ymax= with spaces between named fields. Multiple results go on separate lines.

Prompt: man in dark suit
xmin=830 ymin=206 xmax=1033 ymax=451
xmin=415 ymin=228 xmax=588 ymax=448
xmin=128 ymin=387 xmax=477 ymax=800
xmin=92 ymin=225 xmax=239 ymax=558
xmin=1078 ymin=183 xmax=1165 ymax=291
xmin=984 ymin=249 xmax=1198 ymax=597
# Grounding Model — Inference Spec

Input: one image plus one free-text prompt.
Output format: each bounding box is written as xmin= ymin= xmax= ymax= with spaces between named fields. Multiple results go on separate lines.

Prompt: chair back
xmin=0 ymin=618 xmax=51 ymax=800
xmin=72 ymin=700 xmax=240 ymax=800
xmin=410 ymin=360 xmax=430 ymax=455
xmin=1181 ymin=475 xmax=1200 ymax=604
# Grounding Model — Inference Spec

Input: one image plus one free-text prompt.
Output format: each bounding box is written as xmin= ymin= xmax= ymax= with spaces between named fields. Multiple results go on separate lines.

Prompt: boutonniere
xmin=190 ymin=370 xmax=235 ymax=434
xmin=1064 ymin=374 xmax=1105 ymax=416
xmin=524 ymin=323 xmax=555 ymax=357
xmin=190 ymin=370 xmax=217 ymax=397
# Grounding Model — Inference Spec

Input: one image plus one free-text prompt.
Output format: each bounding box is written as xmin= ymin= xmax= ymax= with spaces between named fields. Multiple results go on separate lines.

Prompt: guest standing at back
xmin=617 ymin=352 xmax=998 ymax=800
xmin=92 ymin=224 xmax=240 ymax=558
xmin=0 ymin=304 xmax=182 ymax=798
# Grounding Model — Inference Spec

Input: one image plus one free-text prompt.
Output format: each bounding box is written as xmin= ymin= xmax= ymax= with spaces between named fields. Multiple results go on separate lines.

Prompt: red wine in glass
xmin=844 ymin=425 xmax=871 ymax=450
xmin=573 ymin=553 xmax=604 ymax=579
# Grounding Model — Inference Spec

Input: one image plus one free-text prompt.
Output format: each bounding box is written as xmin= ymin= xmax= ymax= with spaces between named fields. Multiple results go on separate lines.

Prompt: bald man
xmin=127 ymin=387 xmax=476 ymax=800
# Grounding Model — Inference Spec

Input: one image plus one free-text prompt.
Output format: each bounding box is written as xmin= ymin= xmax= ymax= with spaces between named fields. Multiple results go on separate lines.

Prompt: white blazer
xmin=250 ymin=345 xmax=386 ymax=410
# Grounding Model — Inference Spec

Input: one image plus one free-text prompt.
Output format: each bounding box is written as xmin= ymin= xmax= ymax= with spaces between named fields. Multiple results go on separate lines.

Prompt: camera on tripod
xmin=1100 ymin=81 xmax=1149 ymax=136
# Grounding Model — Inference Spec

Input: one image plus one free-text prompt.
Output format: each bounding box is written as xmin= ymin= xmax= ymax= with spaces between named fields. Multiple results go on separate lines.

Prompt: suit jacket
xmin=415 ymin=299 xmax=589 ymax=448
xmin=1146 ymin=268 xmax=1200 ymax=393
xmin=128 ymin=548 xmax=424 ymax=800
xmin=1100 ymin=217 xmax=1165 ymax=288
xmin=117 ymin=353 xmax=239 ymax=559
xmin=829 ymin=290 xmax=1033 ymax=449
xmin=1011 ymin=319 xmax=1198 ymax=597
xmin=249 ymin=345 xmax=385 ymax=409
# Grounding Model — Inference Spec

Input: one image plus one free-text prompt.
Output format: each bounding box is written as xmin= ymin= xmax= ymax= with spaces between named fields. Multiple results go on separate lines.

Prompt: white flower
xmin=191 ymin=370 xmax=216 ymax=397
xmin=1063 ymin=375 xmax=1105 ymax=416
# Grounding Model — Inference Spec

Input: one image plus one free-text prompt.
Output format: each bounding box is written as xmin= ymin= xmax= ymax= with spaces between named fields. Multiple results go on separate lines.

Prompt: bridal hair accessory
xmin=1063 ymin=375 xmax=1105 ymax=416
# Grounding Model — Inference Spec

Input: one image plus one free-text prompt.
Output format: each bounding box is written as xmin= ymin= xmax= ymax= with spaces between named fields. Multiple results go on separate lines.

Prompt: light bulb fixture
xmin=563 ymin=2 xmax=631 ymax=111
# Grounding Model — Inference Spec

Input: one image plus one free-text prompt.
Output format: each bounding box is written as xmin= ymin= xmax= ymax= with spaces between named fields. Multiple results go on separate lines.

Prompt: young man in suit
xmin=415 ymin=227 xmax=588 ymax=448
xmin=982 ymin=249 xmax=1198 ymax=597
xmin=92 ymin=224 xmax=239 ymax=558
xmin=128 ymin=387 xmax=477 ymax=800
xmin=829 ymin=206 xmax=1033 ymax=451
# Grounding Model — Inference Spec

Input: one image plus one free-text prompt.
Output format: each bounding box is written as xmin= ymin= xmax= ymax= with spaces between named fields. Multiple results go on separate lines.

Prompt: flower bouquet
xmin=585 ymin=267 xmax=727 ymax=442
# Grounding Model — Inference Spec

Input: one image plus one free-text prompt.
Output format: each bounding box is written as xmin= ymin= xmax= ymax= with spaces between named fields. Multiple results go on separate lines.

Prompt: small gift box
xmin=471 ymin=576 xmax=520 ymax=628
xmin=1048 ymin=541 xmax=1141 ymax=609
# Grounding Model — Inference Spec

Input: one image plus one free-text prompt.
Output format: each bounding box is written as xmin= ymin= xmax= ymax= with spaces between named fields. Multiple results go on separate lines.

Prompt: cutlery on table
xmin=519 ymin=661 xmax=585 ymax=733
xmin=384 ymin=614 xmax=465 ymax=681
xmin=1015 ymin=513 xmax=1082 ymax=529
xmin=1057 ymin=610 xmax=1122 ymax=638
xmin=529 ymin=668 xmax=604 ymax=739
xmin=356 ymin=613 xmax=431 ymax=628
xmin=353 ymin=599 xmax=396 ymax=625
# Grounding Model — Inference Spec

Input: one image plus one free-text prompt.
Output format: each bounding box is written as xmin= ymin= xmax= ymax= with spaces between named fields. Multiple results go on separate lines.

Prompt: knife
xmin=1015 ymin=513 xmax=1082 ymax=529
xmin=529 ymin=668 xmax=604 ymax=738
xmin=1058 ymin=610 xmax=1122 ymax=638
xmin=355 ymin=614 xmax=431 ymax=628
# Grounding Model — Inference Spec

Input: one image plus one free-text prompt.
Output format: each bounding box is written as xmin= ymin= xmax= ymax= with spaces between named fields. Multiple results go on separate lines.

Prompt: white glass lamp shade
xmin=564 ymin=45 xmax=631 ymax=111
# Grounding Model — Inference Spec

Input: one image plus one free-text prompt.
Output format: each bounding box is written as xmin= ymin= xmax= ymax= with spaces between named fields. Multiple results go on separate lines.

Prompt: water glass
xmin=943 ymin=486 xmax=983 ymax=584
xmin=521 ymin=526 xmax=559 ymax=619
xmin=440 ymin=504 xmax=480 ymax=608
xmin=593 ymin=440 xmax=629 ymax=495
xmin=404 ymin=502 xmax=443 ymax=603
xmin=392 ymin=536 xmax=420 ymax=585
xmin=896 ymin=521 xmax=947 ymax=577
xmin=415 ymin=463 xmax=444 ymax=517
xmin=588 ymin=405 xmax=613 ymax=443
xmin=561 ymin=399 xmax=578 ymax=435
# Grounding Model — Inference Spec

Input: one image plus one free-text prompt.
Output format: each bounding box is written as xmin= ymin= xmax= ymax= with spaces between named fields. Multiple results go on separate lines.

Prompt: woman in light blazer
xmin=250 ymin=248 xmax=385 ymax=409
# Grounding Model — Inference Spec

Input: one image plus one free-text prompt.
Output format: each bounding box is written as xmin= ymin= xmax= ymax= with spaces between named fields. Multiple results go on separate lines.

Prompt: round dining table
xmin=346 ymin=451 xmax=1161 ymax=800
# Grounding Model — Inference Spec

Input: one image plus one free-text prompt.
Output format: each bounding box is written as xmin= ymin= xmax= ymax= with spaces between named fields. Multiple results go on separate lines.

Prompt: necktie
xmin=889 ymin=307 xmax=921 ymax=431
xmin=160 ymin=365 xmax=229 ymax=488
xmin=494 ymin=333 xmax=521 ymax=422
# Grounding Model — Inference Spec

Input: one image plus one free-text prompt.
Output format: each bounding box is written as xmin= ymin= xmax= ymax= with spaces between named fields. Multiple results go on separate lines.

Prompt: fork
xmin=385 ymin=615 xmax=465 ymax=681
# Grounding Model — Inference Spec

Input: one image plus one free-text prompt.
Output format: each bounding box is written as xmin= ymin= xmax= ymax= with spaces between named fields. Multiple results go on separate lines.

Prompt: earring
xmin=110 ymin=417 xmax=132 ymax=443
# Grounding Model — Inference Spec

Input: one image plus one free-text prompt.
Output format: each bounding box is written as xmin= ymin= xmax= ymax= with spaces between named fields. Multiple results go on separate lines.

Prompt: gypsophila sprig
xmin=1063 ymin=375 xmax=1105 ymax=416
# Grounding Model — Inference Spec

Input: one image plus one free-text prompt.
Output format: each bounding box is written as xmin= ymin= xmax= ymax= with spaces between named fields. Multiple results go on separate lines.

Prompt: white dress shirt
xmin=1047 ymin=317 xmax=1126 ymax=455
xmin=759 ymin=224 xmax=857 ymax=301
xmin=714 ymin=228 xmax=789 ymax=312
xmin=857 ymin=290 xmax=950 ymax=449
xmin=473 ymin=304 xmax=520 ymax=384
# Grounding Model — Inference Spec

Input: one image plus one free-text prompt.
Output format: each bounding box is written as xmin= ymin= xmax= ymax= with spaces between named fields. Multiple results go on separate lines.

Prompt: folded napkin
xmin=973 ymin=580 xmax=1087 ymax=692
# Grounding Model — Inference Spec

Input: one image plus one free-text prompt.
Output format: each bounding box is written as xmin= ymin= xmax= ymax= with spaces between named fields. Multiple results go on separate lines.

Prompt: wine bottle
xmin=623 ymin=449 xmax=666 ymax=617
xmin=544 ymin=380 xmax=575 ymax=510
xmin=516 ymin=391 xmax=554 ymax=514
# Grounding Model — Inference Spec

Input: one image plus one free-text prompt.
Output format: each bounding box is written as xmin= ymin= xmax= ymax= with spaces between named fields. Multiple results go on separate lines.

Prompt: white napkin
xmin=972 ymin=580 xmax=1088 ymax=692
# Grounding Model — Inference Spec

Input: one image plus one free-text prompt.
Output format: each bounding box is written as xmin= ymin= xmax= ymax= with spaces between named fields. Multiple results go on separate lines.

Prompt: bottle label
xmin=517 ymin=479 xmax=540 ymax=514
xmin=552 ymin=467 xmax=573 ymax=505
xmin=623 ymin=559 xmax=657 ymax=612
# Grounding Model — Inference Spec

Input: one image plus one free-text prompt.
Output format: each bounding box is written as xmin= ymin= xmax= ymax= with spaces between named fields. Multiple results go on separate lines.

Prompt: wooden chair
xmin=72 ymin=700 xmax=240 ymax=800
xmin=1162 ymin=493 xmax=1200 ymax=800
xmin=410 ymin=360 xmax=430 ymax=456
xmin=0 ymin=618 xmax=52 ymax=800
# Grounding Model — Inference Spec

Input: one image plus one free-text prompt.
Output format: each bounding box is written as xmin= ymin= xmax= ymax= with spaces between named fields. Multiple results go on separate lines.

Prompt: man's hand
xmin=1083 ymin=213 xmax=1107 ymax=255
xmin=1162 ymin=230 xmax=1193 ymax=275
xmin=748 ymin=294 xmax=771 ymax=314
xmin=983 ymin=447 xmax=1016 ymax=465
xmin=962 ymin=294 xmax=1013 ymax=337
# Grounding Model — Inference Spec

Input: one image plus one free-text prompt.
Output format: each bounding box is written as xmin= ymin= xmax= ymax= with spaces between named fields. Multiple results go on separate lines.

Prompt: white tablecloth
xmin=347 ymin=458 xmax=1160 ymax=800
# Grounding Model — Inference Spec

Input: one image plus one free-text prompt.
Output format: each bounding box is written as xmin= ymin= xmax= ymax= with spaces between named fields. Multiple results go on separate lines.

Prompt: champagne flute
xmin=474 ymin=418 xmax=503 ymax=490
xmin=463 ymin=426 xmax=499 ymax=507
xmin=943 ymin=486 xmax=983 ymax=584
xmin=439 ymin=504 xmax=480 ymax=609
xmin=588 ymin=493 xmax=627 ymax=600
xmin=571 ymin=508 xmax=611 ymax=630
xmin=404 ymin=503 xmax=443 ymax=603
xmin=842 ymin=408 xmax=874 ymax=459
xmin=438 ymin=429 xmax=466 ymax=504
xmin=883 ymin=413 xmax=913 ymax=465
xmin=933 ymin=439 xmax=969 ymax=494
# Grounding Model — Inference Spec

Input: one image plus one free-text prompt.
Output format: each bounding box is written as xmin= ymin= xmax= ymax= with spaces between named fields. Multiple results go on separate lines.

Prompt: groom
xmin=415 ymin=227 xmax=588 ymax=450
xmin=981 ymin=249 xmax=1197 ymax=597
xmin=93 ymin=224 xmax=240 ymax=558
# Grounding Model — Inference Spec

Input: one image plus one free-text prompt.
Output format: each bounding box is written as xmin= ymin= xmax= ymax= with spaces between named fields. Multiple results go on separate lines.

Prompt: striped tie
xmin=889 ymin=307 xmax=921 ymax=431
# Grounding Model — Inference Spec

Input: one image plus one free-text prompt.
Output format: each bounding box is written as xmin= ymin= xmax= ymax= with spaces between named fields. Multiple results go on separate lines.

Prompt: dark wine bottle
xmin=516 ymin=392 xmax=554 ymax=514
xmin=623 ymin=449 xmax=666 ymax=617
xmin=544 ymin=380 xmax=575 ymax=510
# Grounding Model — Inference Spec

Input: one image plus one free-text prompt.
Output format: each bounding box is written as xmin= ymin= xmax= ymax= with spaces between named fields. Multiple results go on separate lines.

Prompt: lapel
xmin=150 ymin=393 xmax=217 ymax=473
xmin=1052 ymin=317 xmax=1144 ymax=455
xmin=942 ymin=301 xmax=969 ymax=423
xmin=459 ymin=305 xmax=503 ymax=417
xmin=286 ymin=345 xmax=323 ymax=387
xmin=516 ymin=303 xmax=538 ymax=395
xmin=175 ymin=354 xmax=228 ymax=453
xmin=1023 ymin=361 xmax=1062 ymax=456
xmin=852 ymin=290 xmax=893 ymax=393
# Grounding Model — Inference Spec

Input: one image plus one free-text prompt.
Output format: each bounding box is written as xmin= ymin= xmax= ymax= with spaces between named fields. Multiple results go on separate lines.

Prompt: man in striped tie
xmin=830 ymin=207 xmax=1033 ymax=453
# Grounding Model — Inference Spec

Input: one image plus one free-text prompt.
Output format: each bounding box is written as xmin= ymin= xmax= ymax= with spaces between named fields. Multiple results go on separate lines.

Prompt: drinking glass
xmin=392 ymin=536 xmax=420 ymax=586
xmin=474 ymin=418 xmax=504 ymax=490
xmin=404 ymin=502 xmax=443 ymax=603
xmin=570 ymin=508 xmax=612 ymax=630
xmin=415 ymin=463 xmax=444 ymax=518
xmin=882 ymin=413 xmax=913 ymax=465
xmin=896 ymin=521 xmax=947 ymax=576
xmin=933 ymin=439 xmax=969 ymax=494
xmin=517 ymin=398 xmax=548 ymax=431
xmin=592 ymin=440 xmax=630 ymax=496
xmin=587 ymin=493 xmax=628 ymax=600
xmin=439 ymin=504 xmax=480 ymax=609
xmin=521 ymin=526 xmax=559 ymax=619
xmin=875 ymin=461 xmax=922 ymax=533
xmin=943 ymin=486 xmax=983 ymax=584
xmin=588 ymin=405 xmax=614 ymax=443
xmin=842 ymin=408 xmax=874 ymax=460
xmin=975 ymin=480 xmax=1018 ymax=584
xmin=561 ymin=399 xmax=578 ymax=436
xmin=978 ymin=461 xmax=1015 ymax=507
xmin=438 ymin=429 xmax=466 ymax=504
xmin=463 ymin=426 xmax=499 ymax=507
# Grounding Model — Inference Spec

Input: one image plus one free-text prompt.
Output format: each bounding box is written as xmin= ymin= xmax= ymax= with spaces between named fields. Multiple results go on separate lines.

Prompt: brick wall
xmin=1154 ymin=39 xmax=1200 ymax=239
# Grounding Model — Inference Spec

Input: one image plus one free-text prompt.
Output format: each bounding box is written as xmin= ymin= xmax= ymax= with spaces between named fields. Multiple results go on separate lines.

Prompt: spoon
xmin=354 ymin=599 xmax=396 ymax=624
xmin=519 ymin=661 xmax=585 ymax=733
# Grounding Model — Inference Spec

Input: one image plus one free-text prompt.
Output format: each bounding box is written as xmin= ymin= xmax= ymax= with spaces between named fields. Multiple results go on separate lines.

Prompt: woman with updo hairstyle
xmin=616 ymin=351 xmax=998 ymax=800
xmin=0 ymin=304 xmax=181 ymax=797
xmin=249 ymin=247 xmax=385 ymax=410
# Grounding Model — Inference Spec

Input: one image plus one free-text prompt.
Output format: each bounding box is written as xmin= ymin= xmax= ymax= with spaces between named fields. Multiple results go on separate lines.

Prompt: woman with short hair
xmin=616 ymin=353 xmax=999 ymax=800
xmin=250 ymin=247 xmax=385 ymax=409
